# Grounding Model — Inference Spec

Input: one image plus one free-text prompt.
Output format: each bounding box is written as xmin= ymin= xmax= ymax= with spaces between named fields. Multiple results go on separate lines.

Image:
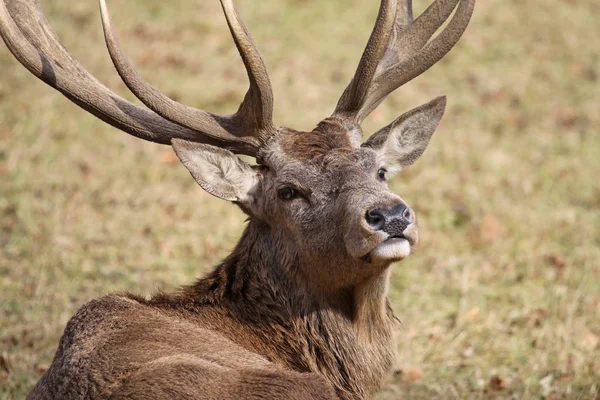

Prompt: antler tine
xmin=396 ymin=0 xmax=414 ymax=26
xmin=334 ymin=0 xmax=475 ymax=124
xmin=375 ymin=0 xmax=413 ymax=74
xmin=377 ymin=0 xmax=457 ymax=73
xmin=361 ymin=0 xmax=475 ymax=121
xmin=220 ymin=0 xmax=276 ymax=143
xmin=98 ymin=0 xmax=262 ymax=153
xmin=391 ymin=0 xmax=461 ymax=60
xmin=99 ymin=0 xmax=276 ymax=153
xmin=334 ymin=0 xmax=397 ymax=119
xmin=0 ymin=0 xmax=258 ymax=154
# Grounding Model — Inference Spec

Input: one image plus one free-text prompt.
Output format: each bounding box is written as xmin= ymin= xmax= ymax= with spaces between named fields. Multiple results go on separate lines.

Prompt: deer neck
xmin=218 ymin=219 xmax=394 ymax=326
xmin=181 ymin=219 xmax=398 ymax=398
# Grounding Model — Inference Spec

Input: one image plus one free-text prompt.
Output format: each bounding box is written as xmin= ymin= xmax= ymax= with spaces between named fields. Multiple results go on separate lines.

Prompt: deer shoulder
xmin=29 ymin=295 xmax=336 ymax=399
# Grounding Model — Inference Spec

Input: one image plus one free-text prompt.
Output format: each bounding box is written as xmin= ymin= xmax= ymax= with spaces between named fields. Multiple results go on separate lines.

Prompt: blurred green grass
xmin=1 ymin=0 xmax=599 ymax=398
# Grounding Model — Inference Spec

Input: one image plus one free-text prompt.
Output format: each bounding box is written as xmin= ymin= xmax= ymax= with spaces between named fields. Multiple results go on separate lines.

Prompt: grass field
xmin=1 ymin=0 xmax=599 ymax=398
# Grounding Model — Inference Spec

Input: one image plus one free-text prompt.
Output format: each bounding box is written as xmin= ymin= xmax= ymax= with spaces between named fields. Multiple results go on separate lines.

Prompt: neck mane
xmin=148 ymin=219 xmax=399 ymax=399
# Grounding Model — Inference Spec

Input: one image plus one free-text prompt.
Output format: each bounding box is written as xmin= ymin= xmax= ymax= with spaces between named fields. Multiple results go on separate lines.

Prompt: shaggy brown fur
xmin=27 ymin=93 xmax=452 ymax=399
xmin=29 ymin=219 xmax=398 ymax=400
xmin=280 ymin=121 xmax=355 ymax=162
xmin=27 ymin=90 xmax=454 ymax=398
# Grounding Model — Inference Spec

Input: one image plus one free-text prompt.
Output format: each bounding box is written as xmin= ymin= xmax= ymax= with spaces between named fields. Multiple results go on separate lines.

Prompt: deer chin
xmin=369 ymin=237 xmax=411 ymax=264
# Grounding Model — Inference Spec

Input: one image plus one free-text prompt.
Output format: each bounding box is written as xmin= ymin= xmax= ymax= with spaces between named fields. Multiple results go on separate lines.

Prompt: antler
xmin=0 ymin=0 xmax=276 ymax=157
xmin=334 ymin=0 xmax=475 ymax=123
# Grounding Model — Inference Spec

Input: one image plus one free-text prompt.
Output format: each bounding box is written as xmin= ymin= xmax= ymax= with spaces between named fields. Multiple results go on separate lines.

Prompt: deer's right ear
xmin=172 ymin=139 xmax=260 ymax=203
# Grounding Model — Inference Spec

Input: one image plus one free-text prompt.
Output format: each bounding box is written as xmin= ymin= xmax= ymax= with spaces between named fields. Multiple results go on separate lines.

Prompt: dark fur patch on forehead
xmin=280 ymin=120 xmax=355 ymax=163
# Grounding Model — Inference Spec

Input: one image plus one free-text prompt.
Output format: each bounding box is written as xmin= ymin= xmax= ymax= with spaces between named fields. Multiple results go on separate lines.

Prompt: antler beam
xmin=0 ymin=0 xmax=276 ymax=156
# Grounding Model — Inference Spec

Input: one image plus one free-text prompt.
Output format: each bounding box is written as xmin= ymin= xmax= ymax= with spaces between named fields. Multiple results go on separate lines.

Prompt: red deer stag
xmin=1 ymin=0 xmax=475 ymax=398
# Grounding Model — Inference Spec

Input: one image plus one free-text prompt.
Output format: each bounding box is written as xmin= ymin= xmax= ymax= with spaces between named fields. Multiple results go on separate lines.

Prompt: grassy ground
xmin=1 ymin=0 xmax=599 ymax=398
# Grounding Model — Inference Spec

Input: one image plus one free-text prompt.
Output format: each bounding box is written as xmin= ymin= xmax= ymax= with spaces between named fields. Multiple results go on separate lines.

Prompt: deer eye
xmin=278 ymin=188 xmax=297 ymax=201
xmin=377 ymin=168 xmax=387 ymax=181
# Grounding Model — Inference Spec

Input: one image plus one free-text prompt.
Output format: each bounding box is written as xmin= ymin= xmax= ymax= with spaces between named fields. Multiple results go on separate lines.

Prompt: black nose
xmin=366 ymin=204 xmax=413 ymax=236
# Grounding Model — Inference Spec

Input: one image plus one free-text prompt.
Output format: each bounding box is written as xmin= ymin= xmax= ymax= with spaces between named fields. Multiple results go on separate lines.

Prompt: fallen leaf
xmin=554 ymin=107 xmax=580 ymax=129
xmin=477 ymin=215 xmax=507 ymax=244
xmin=547 ymin=254 xmax=567 ymax=280
xmin=462 ymin=307 xmax=481 ymax=323
xmin=529 ymin=308 xmax=549 ymax=327
xmin=487 ymin=375 xmax=506 ymax=391
xmin=548 ymin=254 xmax=566 ymax=268
xmin=33 ymin=363 xmax=49 ymax=375
xmin=394 ymin=365 xmax=424 ymax=382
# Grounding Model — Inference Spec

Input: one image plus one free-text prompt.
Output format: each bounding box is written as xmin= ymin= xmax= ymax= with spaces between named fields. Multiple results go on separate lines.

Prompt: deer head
xmin=0 ymin=0 xmax=474 ymax=291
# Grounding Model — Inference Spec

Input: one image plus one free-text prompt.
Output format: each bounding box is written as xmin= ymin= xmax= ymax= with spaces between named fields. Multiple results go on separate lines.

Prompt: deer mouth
xmin=368 ymin=228 xmax=417 ymax=263
xmin=368 ymin=234 xmax=413 ymax=263
xmin=389 ymin=232 xmax=416 ymax=246
xmin=370 ymin=238 xmax=411 ymax=263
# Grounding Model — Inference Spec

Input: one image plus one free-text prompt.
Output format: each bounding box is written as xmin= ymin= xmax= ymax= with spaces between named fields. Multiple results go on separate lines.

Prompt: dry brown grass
xmin=1 ymin=0 xmax=599 ymax=398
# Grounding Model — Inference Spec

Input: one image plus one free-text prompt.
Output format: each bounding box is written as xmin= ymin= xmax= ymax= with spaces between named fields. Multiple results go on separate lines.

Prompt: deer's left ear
xmin=172 ymin=139 xmax=259 ymax=203
xmin=362 ymin=96 xmax=446 ymax=175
